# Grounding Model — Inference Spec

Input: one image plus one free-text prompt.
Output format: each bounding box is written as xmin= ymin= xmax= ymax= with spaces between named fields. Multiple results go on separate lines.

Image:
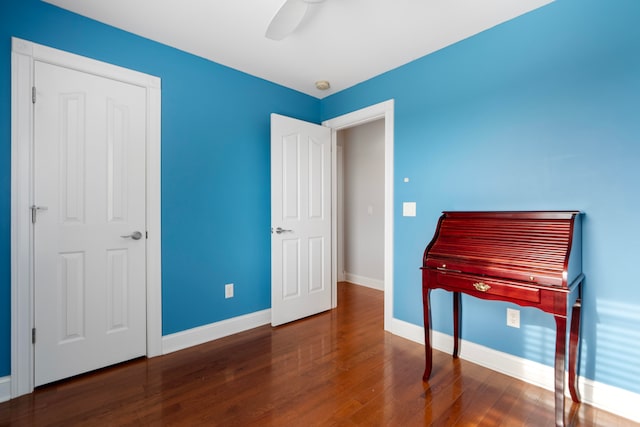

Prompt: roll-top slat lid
xmin=423 ymin=211 xmax=582 ymax=288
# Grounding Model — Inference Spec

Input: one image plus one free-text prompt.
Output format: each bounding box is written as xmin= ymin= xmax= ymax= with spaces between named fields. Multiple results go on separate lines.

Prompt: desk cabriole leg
xmin=554 ymin=315 xmax=568 ymax=427
xmin=568 ymin=299 xmax=582 ymax=403
xmin=453 ymin=292 xmax=461 ymax=358
xmin=423 ymin=287 xmax=433 ymax=381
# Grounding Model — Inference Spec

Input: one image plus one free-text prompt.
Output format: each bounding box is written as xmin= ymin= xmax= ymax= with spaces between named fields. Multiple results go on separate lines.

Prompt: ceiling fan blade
xmin=265 ymin=0 xmax=309 ymax=41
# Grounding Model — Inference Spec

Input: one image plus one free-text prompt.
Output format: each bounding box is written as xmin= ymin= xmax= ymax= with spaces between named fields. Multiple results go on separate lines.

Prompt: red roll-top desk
xmin=421 ymin=211 xmax=583 ymax=427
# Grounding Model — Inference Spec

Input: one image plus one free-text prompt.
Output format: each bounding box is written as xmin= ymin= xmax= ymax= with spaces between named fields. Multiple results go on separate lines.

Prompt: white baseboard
xmin=344 ymin=272 xmax=384 ymax=291
xmin=0 ymin=376 xmax=10 ymax=403
xmin=162 ymin=309 xmax=271 ymax=355
xmin=387 ymin=318 xmax=640 ymax=424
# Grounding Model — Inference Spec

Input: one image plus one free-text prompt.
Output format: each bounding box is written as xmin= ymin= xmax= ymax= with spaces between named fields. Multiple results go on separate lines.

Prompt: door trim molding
xmin=323 ymin=99 xmax=394 ymax=331
xmin=10 ymin=37 xmax=162 ymax=398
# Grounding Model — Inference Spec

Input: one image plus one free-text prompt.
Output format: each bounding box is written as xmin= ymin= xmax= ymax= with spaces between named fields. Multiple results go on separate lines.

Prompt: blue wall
xmin=2 ymin=0 xmax=639 ymax=401
xmin=0 ymin=0 xmax=320 ymax=376
xmin=323 ymin=0 xmax=640 ymax=395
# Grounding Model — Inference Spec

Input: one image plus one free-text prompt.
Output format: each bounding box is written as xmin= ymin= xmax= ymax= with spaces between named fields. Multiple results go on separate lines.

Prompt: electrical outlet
xmin=402 ymin=202 xmax=416 ymax=217
xmin=507 ymin=308 xmax=520 ymax=328
xmin=225 ymin=283 xmax=234 ymax=299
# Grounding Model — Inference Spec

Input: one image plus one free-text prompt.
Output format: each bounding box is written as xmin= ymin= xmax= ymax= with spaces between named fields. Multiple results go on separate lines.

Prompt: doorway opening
xmin=336 ymin=119 xmax=385 ymax=291
xmin=323 ymin=99 xmax=394 ymax=331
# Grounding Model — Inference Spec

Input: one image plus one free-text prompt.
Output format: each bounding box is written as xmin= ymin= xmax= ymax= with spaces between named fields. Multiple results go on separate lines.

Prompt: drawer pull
xmin=473 ymin=282 xmax=491 ymax=292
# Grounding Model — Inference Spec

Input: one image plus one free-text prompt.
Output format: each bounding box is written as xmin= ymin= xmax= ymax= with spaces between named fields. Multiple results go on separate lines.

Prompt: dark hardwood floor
xmin=0 ymin=282 xmax=635 ymax=426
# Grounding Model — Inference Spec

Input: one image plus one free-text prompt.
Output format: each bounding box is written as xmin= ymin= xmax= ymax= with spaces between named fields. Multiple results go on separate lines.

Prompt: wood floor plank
xmin=0 ymin=282 xmax=636 ymax=426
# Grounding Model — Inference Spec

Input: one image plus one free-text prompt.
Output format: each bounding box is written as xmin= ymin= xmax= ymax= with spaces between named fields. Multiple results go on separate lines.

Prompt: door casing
xmin=324 ymin=99 xmax=394 ymax=331
xmin=10 ymin=37 xmax=162 ymax=398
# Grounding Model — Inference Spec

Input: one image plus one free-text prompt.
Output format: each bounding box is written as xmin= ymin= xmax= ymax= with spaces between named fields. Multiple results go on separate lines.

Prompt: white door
xmin=33 ymin=61 xmax=147 ymax=386
xmin=271 ymin=114 xmax=332 ymax=326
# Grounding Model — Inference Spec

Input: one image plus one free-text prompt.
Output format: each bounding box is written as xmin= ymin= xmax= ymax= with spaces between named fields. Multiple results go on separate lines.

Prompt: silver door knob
xmin=121 ymin=231 xmax=143 ymax=240
xmin=274 ymin=227 xmax=293 ymax=234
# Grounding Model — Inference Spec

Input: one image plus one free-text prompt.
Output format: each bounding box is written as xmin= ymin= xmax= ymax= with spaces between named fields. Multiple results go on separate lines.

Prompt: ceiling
xmin=43 ymin=0 xmax=554 ymax=99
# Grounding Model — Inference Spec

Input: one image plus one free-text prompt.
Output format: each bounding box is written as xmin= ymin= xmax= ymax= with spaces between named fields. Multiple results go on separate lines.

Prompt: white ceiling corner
xmin=43 ymin=0 xmax=554 ymax=99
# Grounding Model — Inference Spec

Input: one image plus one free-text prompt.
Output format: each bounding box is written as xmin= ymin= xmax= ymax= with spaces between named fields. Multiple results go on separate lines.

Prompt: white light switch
xmin=403 ymin=202 xmax=416 ymax=217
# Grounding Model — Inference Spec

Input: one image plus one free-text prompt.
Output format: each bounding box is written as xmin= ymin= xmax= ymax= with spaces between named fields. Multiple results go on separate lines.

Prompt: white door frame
xmin=323 ymin=99 xmax=394 ymax=331
xmin=10 ymin=37 xmax=162 ymax=398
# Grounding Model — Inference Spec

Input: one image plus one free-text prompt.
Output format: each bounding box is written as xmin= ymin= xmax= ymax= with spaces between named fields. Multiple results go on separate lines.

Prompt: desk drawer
xmin=435 ymin=272 xmax=541 ymax=304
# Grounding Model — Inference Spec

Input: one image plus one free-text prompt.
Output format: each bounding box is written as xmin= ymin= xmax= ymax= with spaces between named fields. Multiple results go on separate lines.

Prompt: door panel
xmin=59 ymin=252 xmax=85 ymax=342
xmin=308 ymin=138 xmax=325 ymax=219
xmin=282 ymin=239 xmax=300 ymax=299
xmin=59 ymin=93 xmax=85 ymax=223
xmin=308 ymin=237 xmax=325 ymax=292
xmin=282 ymin=133 xmax=299 ymax=220
xmin=271 ymin=114 xmax=331 ymax=326
xmin=34 ymin=61 xmax=147 ymax=386
xmin=106 ymin=248 xmax=129 ymax=332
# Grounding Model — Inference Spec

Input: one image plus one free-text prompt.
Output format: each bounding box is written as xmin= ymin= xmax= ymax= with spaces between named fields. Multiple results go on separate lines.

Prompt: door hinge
xmin=32 ymin=328 xmax=36 ymax=344
xmin=32 ymin=86 xmax=36 ymax=104
xmin=31 ymin=205 xmax=48 ymax=224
